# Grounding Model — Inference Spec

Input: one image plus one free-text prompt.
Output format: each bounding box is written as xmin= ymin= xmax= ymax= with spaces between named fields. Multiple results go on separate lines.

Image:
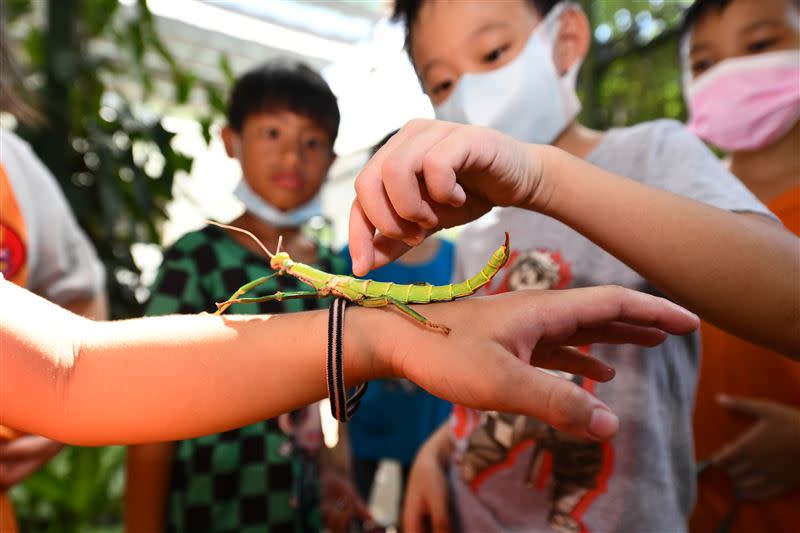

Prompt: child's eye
xmin=304 ymin=137 xmax=325 ymax=151
xmin=746 ymin=38 xmax=777 ymax=54
xmin=691 ymin=59 xmax=714 ymax=77
xmin=263 ymin=127 xmax=280 ymax=139
xmin=482 ymin=45 xmax=509 ymax=64
xmin=431 ymin=80 xmax=453 ymax=96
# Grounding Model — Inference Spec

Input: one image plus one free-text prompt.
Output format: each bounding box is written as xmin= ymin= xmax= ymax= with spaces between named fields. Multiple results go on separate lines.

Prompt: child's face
xmin=229 ymin=110 xmax=334 ymax=211
xmin=410 ymin=0 xmax=540 ymax=105
xmin=687 ymin=0 xmax=800 ymax=80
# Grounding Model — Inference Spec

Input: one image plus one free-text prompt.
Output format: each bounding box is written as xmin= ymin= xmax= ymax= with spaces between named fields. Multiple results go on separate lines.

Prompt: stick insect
xmin=208 ymin=221 xmax=510 ymax=334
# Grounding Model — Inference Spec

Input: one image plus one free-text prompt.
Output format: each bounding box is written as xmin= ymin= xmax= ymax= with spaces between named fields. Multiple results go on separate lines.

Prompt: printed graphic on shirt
xmin=454 ymin=247 xmax=613 ymax=533
xmin=0 ymin=224 xmax=25 ymax=280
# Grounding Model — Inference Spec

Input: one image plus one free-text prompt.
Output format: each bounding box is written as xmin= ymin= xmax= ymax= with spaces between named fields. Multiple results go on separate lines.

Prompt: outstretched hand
xmin=349 ymin=119 xmax=545 ymax=276
xmin=370 ymin=285 xmax=698 ymax=441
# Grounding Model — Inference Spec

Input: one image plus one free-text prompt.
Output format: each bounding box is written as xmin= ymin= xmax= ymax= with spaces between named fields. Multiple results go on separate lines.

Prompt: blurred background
xmin=2 ymin=0 xmax=691 ymax=531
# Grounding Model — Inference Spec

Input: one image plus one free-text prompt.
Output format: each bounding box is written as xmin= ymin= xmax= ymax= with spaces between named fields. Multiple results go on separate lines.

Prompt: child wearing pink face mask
xmin=681 ymin=1 xmax=800 ymax=532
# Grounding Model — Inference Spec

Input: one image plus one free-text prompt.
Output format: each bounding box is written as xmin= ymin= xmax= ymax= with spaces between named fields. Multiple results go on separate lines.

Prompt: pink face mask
xmin=685 ymin=49 xmax=800 ymax=152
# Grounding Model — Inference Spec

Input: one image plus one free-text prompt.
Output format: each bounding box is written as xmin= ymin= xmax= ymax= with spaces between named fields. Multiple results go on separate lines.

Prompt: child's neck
xmin=728 ymin=121 xmax=800 ymax=203
xmin=552 ymin=122 xmax=604 ymax=160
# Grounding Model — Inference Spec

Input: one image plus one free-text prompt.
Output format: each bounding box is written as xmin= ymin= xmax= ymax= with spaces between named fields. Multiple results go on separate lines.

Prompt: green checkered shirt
xmin=146 ymin=224 xmax=346 ymax=533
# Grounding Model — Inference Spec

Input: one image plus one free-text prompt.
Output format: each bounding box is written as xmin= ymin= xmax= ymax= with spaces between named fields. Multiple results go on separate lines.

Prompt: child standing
xmin=125 ymin=60 xmax=360 ymax=533
xmin=345 ymin=1 xmax=799 ymax=532
xmin=680 ymin=1 xmax=800 ymax=532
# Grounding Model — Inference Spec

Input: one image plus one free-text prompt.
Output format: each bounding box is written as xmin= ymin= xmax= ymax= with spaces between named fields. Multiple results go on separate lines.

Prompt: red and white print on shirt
xmin=453 ymin=247 xmax=614 ymax=533
xmin=0 ymin=223 xmax=25 ymax=280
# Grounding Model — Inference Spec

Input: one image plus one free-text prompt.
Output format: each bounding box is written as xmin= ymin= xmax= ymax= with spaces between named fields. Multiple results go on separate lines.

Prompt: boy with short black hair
xmin=679 ymin=1 xmax=800 ymax=532
xmin=125 ymin=59 xmax=365 ymax=533
xmin=344 ymin=1 xmax=799 ymax=532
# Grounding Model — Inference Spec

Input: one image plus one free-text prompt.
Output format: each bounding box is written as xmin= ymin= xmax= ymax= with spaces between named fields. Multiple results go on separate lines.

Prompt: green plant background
xmin=6 ymin=0 xmax=692 ymax=531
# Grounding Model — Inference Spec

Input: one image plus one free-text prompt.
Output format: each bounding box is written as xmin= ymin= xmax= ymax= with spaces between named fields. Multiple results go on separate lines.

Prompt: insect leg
xmin=386 ymin=297 xmax=451 ymax=335
xmin=216 ymin=290 xmax=320 ymax=310
xmin=214 ymin=272 xmax=281 ymax=315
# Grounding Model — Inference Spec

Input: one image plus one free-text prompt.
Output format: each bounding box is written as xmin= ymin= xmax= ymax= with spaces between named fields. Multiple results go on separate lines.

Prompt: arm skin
xmin=402 ymin=421 xmax=453 ymax=533
xmin=348 ymin=120 xmax=800 ymax=356
xmin=0 ymin=291 xmax=110 ymax=492
xmin=125 ymin=442 xmax=173 ymax=533
xmin=539 ymin=146 xmax=799 ymax=357
xmin=0 ymin=278 xmax=699 ymax=445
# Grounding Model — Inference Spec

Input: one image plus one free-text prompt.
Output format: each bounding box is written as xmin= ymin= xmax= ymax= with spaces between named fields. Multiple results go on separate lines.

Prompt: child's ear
xmin=553 ymin=7 xmax=591 ymax=76
xmin=221 ymin=126 xmax=239 ymax=159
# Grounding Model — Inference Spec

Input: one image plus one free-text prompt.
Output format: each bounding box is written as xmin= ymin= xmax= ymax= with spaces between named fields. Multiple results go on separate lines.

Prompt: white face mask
xmin=434 ymin=2 xmax=582 ymax=145
xmin=231 ymin=137 xmax=323 ymax=228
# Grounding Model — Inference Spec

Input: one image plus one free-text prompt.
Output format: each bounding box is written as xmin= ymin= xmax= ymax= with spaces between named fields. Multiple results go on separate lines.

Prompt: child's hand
xmin=403 ymin=426 xmax=452 ymax=533
xmin=349 ymin=119 xmax=543 ymax=276
xmin=0 ymin=435 xmax=63 ymax=490
xmin=712 ymin=396 xmax=800 ymax=500
xmin=359 ymin=285 xmax=699 ymax=442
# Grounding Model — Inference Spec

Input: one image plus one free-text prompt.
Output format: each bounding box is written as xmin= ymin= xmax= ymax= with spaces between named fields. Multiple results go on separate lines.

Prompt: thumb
xmin=718 ymin=394 xmax=774 ymax=418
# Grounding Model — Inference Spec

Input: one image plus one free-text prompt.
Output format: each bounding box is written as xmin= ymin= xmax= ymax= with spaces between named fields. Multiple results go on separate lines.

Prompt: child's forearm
xmin=536 ymin=145 xmax=800 ymax=355
xmin=0 ymin=280 xmax=382 ymax=445
xmin=125 ymin=442 xmax=174 ymax=533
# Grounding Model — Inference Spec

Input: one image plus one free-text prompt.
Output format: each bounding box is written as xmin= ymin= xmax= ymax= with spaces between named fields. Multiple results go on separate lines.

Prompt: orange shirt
xmin=0 ymin=164 xmax=24 ymax=533
xmin=690 ymin=184 xmax=800 ymax=533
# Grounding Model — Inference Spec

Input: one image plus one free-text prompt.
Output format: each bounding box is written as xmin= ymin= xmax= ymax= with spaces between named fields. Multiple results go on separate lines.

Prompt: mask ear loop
xmin=679 ymin=33 xmax=695 ymax=106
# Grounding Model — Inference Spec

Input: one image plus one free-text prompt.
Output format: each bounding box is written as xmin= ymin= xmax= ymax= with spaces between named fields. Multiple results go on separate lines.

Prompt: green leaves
xmin=9 ymin=0 xmax=226 ymax=319
xmin=9 ymin=447 xmax=126 ymax=533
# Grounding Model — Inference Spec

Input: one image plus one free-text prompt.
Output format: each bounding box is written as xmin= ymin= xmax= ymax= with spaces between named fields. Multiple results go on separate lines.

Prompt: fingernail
xmin=449 ymin=184 xmax=466 ymax=207
xmin=588 ymin=407 xmax=619 ymax=440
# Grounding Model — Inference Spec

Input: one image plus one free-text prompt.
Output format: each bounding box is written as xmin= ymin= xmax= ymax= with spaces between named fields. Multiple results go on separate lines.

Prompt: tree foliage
xmin=5 ymin=0 xmax=227 ymax=319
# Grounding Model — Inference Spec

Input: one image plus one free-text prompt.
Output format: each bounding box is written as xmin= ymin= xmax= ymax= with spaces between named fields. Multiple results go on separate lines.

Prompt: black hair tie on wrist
xmin=327 ymin=297 xmax=367 ymax=422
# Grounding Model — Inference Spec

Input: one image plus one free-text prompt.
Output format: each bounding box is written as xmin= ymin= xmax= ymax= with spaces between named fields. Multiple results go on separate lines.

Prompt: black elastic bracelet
xmin=326 ymin=297 xmax=367 ymax=422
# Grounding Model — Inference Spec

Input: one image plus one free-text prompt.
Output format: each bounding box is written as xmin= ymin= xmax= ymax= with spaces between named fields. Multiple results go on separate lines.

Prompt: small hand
xmin=369 ymin=285 xmax=699 ymax=442
xmin=349 ymin=119 xmax=545 ymax=275
xmin=0 ymin=435 xmax=63 ymax=490
xmin=713 ymin=395 xmax=800 ymax=500
xmin=321 ymin=470 xmax=372 ymax=533
xmin=403 ymin=433 xmax=452 ymax=533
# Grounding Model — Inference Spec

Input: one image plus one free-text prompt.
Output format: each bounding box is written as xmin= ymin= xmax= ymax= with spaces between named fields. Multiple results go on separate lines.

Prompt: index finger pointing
xmin=348 ymin=200 xmax=376 ymax=277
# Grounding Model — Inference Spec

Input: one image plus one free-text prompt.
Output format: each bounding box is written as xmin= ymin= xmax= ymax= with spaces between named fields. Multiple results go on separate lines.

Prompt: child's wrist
xmin=523 ymin=143 xmax=561 ymax=216
xmin=342 ymin=306 xmax=395 ymax=385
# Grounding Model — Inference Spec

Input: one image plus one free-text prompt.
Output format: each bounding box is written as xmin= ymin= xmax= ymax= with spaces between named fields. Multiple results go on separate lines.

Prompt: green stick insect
xmin=208 ymin=221 xmax=510 ymax=334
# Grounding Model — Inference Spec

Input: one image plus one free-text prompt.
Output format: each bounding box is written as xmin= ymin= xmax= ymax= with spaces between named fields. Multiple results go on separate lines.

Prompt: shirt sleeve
xmin=2 ymin=130 xmax=105 ymax=304
xmin=642 ymin=120 xmax=775 ymax=219
xmin=145 ymin=248 xmax=208 ymax=316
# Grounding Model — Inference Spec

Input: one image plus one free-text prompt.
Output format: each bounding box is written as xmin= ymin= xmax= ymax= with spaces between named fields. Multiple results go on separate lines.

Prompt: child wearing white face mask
xmin=341 ymin=1 xmax=800 ymax=533
xmin=681 ymin=1 xmax=800 ymax=532
xmin=124 ymin=60 xmax=367 ymax=533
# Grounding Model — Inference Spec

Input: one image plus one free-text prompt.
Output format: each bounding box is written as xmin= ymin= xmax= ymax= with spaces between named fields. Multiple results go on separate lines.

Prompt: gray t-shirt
xmin=1 ymin=129 xmax=104 ymax=303
xmin=447 ymin=120 xmax=772 ymax=533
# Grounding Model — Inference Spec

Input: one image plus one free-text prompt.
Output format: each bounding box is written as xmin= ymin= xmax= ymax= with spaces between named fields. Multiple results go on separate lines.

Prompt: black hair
xmin=679 ymin=0 xmax=800 ymax=41
xmin=392 ymin=0 xmax=561 ymax=49
xmin=226 ymin=59 xmax=340 ymax=147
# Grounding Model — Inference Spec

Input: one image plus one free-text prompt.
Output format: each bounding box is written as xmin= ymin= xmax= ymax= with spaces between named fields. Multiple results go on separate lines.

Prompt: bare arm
xmin=538 ymin=146 xmax=800 ymax=355
xmin=125 ymin=442 xmax=174 ymax=533
xmin=0 ymin=279 xmax=699 ymax=445
xmin=62 ymin=291 xmax=110 ymax=321
xmin=348 ymin=120 xmax=799 ymax=356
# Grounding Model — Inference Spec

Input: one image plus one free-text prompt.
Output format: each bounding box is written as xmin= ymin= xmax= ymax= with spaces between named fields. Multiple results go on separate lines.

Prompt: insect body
xmin=209 ymin=221 xmax=510 ymax=334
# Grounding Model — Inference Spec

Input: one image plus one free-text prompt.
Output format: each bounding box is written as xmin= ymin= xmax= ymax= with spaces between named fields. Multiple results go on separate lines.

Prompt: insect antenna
xmin=206 ymin=220 xmax=274 ymax=259
xmin=275 ymin=235 xmax=283 ymax=255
